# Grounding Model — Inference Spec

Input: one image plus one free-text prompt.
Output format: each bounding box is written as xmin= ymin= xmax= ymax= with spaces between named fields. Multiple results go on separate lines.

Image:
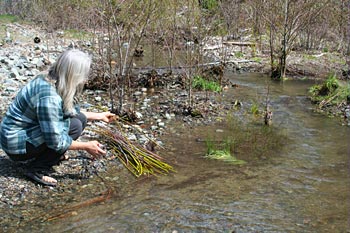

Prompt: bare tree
xmin=254 ymin=0 xmax=330 ymax=79
xmin=93 ymin=0 xmax=155 ymax=114
xmin=218 ymin=0 xmax=245 ymax=40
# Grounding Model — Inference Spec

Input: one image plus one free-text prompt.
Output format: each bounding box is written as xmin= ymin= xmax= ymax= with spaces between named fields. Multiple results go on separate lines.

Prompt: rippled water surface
xmin=29 ymin=73 xmax=350 ymax=232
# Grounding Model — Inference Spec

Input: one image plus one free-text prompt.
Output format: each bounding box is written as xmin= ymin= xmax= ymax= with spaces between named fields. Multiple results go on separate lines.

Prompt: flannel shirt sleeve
xmin=36 ymin=96 xmax=72 ymax=154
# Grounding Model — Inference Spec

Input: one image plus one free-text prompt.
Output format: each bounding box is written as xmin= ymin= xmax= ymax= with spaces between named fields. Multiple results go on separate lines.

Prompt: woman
xmin=0 ymin=49 xmax=115 ymax=186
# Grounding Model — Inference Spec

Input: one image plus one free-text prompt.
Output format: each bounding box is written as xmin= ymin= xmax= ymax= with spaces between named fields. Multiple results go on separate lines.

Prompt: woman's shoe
xmin=24 ymin=170 xmax=57 ymax=186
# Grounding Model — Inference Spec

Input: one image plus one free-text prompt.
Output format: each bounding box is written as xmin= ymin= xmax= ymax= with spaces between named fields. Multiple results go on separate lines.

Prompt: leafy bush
xmin=309 ymin=84 xmax=323 ymax=102
xmin=309 ymin=73 xmax=338 ymax=98
xmin=324 ymin=73 xmax=339 ymax=93
xmin=309 ymin=73 xmax=349 ymax=107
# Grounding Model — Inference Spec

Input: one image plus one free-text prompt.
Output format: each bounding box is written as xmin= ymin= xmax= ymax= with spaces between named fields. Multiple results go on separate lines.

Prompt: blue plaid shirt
xmin=0 ymin=75 xmax=72 ymax=155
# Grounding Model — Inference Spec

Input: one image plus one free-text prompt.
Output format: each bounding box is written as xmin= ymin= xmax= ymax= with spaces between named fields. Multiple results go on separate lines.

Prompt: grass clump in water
xmin=250 ymin=102 xmax=260 ymax=116
xmin=204 ymin=115 xmax=287 ymax=164
xmin=205 ymin=138 xmax=246 ymax=165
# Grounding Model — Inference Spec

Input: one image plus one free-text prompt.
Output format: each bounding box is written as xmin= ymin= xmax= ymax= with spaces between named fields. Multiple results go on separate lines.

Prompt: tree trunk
xmin=269 ymin=23 xmax=275 ymax=78
xmin=273 ymin=0 xmax=289 ymax=80
xmin=347 ymin=0 xmax=350 ymax=55
xmin=280 ymin=37 xmax=287 ymax=79
xmin=347 ymin=9 xmax=350 ymax=55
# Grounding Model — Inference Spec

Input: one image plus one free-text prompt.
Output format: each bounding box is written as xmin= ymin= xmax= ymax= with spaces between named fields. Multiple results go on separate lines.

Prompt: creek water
xmin=29 ymin=73 xmax=350 ymax=232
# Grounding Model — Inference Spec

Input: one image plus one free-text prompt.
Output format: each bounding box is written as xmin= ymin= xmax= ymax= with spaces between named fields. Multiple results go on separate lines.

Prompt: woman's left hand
xmin=100 ymin=112 xmax=116 ymax=123
xmin=81 ymin=111 xmax=117 ymax=123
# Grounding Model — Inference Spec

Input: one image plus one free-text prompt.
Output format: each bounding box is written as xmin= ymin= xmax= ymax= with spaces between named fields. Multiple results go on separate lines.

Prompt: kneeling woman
xmin=0 ymin=49 xmax=115 ymax=186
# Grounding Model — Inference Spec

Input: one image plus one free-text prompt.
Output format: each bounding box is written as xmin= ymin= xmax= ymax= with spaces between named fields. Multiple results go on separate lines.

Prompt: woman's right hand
xmin=84 ymin=141 xmax=106 ymax=158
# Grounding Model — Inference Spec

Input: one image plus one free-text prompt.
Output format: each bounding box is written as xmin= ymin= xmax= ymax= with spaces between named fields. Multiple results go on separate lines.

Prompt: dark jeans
xmin=8 ymin=112 xmax=87 ymax=171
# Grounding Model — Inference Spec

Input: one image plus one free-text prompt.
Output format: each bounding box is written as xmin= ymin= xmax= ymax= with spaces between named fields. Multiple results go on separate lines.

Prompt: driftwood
xmin=27 ymin=175 xmax=153 ymax=224
xmin=223 ymin=41 xmax=256 ymax=47
xmin=18 ymin=188 xmax=113 ymax=226
xmin=43 ymin=188 xmax=113 ymax=222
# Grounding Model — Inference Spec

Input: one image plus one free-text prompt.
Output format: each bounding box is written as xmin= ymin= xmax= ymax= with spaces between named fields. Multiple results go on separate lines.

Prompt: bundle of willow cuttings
xmin=94 ymin=123 xmax=174 ymax=177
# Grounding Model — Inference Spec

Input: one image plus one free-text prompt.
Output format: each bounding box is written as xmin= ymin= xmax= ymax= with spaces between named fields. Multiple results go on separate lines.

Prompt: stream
xmin=21 ymin=73 xmax=350 ymax=232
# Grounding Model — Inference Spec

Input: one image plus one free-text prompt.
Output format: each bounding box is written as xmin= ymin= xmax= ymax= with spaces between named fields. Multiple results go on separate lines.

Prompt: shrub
xmin=309 ymin=73 xmax=349 ymax=108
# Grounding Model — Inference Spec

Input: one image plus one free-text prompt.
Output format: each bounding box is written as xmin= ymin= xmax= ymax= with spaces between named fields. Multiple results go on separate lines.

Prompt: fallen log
xmin=223 ymin=41 xmax=256 ymax=47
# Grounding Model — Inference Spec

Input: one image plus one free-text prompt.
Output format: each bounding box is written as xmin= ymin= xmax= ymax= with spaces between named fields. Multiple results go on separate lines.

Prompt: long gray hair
xmin=48 ymin=49 xmax=91 ymax=116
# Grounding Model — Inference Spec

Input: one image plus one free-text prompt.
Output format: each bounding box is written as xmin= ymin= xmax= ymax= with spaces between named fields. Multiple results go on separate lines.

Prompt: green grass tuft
xmin=192 ymin=75 xmax=221 ymax=93
xmin=0 ymin=14 xmax=19 ymax=23
xmin=250 ymin=102 xmax=260 ymax=116
xmin=64 ymin=29 xmax=91 ymax=39
xmin=205 ymin=137 xmax=246 ymax=165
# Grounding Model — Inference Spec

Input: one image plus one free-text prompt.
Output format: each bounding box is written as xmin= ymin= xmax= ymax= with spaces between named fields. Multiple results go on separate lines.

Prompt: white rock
xmin=134 ymin=91 xmax=142 ymax=96
xmin=135 ymin=111 xmax=143 ymax=119
xmin=165 ymin=113 xmax=171 ymax=120
xmin=127 ymin=134 xmax=137 ymax=141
